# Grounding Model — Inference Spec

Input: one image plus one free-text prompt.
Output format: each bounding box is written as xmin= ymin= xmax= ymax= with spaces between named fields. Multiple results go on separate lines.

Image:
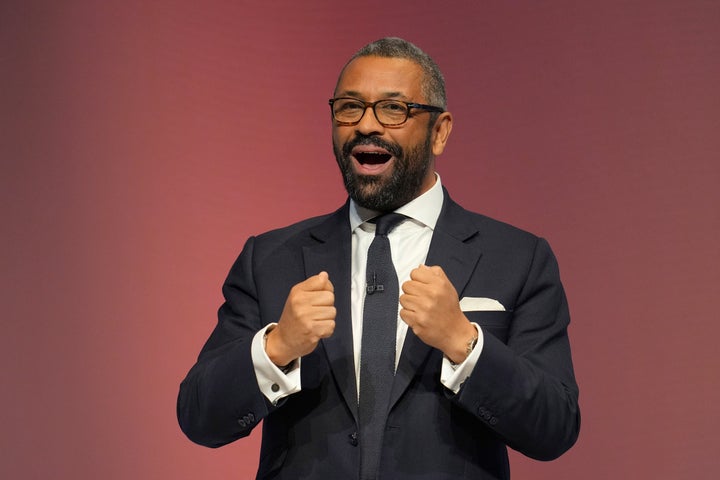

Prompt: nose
xmin=355 ymin=105 xmax=385 ymax=136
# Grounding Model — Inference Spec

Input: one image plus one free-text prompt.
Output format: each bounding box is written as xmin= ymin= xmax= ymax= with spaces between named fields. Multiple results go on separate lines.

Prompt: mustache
xmin=341 ymin=135 xmax=403 ymax=159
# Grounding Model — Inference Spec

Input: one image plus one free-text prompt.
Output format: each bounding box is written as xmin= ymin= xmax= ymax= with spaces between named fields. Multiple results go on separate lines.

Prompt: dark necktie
xmin=359 ymin=213 xmax=406 ymax=480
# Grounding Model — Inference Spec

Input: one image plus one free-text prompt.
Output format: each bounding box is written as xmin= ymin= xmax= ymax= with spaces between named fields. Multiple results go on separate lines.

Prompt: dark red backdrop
xmin=2 ymin=0 xmax=719 ymax=478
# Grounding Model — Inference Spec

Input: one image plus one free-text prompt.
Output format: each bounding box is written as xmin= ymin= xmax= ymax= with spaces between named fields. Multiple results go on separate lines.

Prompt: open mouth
xmin=355 ymin=151 xmax=392 ymax=165
xmin=346 ymin=140 xmax=399 ymax=175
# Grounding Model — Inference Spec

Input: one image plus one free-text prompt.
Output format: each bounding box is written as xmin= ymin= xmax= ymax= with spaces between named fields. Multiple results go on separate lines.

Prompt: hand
xmin=400 ymin=265 xmax=476 ymax=364
xmin=265 ymin=271 xmax=336 ymax=366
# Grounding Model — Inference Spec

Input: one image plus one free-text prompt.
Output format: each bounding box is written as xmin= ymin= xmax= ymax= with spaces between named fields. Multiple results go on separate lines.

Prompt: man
xmin=178 ymin=37 xmax=580 ymax=480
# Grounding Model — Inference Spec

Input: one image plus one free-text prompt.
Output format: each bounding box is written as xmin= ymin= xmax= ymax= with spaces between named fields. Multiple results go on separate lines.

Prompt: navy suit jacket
xmin=178 ymin=191 xmax=580 ymax=479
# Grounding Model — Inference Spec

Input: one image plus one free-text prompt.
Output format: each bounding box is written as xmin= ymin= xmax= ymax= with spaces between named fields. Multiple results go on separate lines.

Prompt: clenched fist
xmin=265 ymin=271 xmax=336 ymax=367
xmin=400 ymin=265 xmax=477 ymax=364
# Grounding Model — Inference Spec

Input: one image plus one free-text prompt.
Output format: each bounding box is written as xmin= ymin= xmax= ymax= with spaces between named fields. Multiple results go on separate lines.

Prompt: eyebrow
xmin=336 ymin=90 xmax=409 ymax=100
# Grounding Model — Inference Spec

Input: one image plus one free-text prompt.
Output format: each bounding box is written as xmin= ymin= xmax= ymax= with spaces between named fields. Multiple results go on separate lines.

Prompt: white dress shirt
xmin=252 ymin=175 xmax=483 ymax=405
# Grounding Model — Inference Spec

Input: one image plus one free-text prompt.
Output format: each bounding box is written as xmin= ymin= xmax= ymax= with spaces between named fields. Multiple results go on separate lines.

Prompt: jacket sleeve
xmin=454 ymin=237 xmax=580 ymax=460
xmin=177 ymin=236 xmax=276 ymax=448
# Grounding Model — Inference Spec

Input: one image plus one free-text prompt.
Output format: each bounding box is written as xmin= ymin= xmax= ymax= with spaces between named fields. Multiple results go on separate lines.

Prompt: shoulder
xmin=441 ymin=194 xmax=562 ymax=286
xmin=225 ymin=205 xmax=347 ymax=282
xmin=248 ymin=203 xmax=348 ymax=253
xmin=255 ymin=213 xmax=332 ymax=242
xmin=441 ymin=193 xmax=540 ymax=249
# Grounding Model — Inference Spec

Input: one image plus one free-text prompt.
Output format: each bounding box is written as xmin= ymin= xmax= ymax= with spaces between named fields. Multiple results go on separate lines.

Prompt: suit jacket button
xmin=241 ymin=414 xmax=254 ymax=426
xmin=238 ymin=419 xmax=247 ymax=428
xmin=348 ymin=432 xmax=358 ymax=446
xmin=489 ymin=417 xmax=498 ymax=426
xmin=271 ymin=383 xmax=280 ymax=392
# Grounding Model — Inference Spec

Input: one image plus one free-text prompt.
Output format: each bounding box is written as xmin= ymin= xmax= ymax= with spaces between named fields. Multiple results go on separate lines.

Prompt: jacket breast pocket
xmin=463 ymin=311 xmax=512 ymax=344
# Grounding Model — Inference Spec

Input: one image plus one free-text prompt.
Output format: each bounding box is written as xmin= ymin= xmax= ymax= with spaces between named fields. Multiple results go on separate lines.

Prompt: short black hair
xmin=337 ymin=37 xmax=447 ymax=110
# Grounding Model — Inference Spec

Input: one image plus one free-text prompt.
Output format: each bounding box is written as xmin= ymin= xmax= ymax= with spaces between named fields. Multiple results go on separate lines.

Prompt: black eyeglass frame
xmin=328 ymin=97 xmax=445 ymax=127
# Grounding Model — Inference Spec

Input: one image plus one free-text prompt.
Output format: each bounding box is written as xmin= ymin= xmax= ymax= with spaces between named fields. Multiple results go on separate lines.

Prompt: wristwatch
xmin=450 ymin=333 xmax=479 ymax=367
xmin=466 ymin=334 xmax=479 ymax=357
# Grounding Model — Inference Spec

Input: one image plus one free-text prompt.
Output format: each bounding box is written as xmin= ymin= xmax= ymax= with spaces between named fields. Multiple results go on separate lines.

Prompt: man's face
xmin=332 ymin=56 xmax=447 ymax=212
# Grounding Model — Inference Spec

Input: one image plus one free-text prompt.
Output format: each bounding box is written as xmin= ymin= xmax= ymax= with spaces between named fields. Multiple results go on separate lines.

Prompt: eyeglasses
xmin=328 ymin=97 xmax=445 ymax=127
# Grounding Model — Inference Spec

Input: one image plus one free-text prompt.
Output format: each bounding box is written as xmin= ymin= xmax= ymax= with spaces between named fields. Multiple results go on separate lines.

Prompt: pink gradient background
xmin=2 ymin=0 xmax=718 ymax=478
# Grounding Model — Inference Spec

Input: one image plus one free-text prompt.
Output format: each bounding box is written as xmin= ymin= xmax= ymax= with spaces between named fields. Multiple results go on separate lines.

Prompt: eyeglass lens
xmin=332 ymin=99 xmax=408 ymax=126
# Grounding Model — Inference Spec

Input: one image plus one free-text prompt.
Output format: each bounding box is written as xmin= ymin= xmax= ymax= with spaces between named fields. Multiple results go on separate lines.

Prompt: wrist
xmin=264 ymin=326 xmax=295 ymax=368
xmin=447 ymin=323 xmax=478 ymax=365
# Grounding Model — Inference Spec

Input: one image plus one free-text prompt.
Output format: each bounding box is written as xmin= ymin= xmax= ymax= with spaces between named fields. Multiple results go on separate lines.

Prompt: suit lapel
xmin=302 ymin=203 xmax=359 ymax=421
xmin=425 ymin=196 xmax=484 ymax=298
xmin=390 ymin=193 xmax=483 ymax=408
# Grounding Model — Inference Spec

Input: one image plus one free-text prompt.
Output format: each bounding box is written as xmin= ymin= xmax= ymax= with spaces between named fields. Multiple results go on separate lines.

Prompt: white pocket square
xmin=459 ymin=297 xmax=505 ymax=312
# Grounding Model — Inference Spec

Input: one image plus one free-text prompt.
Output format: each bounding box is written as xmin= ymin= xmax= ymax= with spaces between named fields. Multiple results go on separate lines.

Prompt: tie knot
xmin=372 ymin=213 xmax=407 ymax=236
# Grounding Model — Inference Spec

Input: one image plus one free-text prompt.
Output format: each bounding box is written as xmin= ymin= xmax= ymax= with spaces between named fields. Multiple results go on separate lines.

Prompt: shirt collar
xmin=349 ymin=173 xmax=444 ymax=231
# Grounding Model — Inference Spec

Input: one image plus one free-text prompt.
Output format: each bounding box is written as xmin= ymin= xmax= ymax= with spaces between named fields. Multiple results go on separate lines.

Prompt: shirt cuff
xmin=251 ymin=324 xmax=301 ymax=405
xmin=440 ymin=323 xmax=484 ymax=394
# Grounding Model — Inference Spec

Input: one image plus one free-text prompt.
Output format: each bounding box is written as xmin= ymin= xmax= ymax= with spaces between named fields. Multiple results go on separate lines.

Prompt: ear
xmin=430 ymin=111 xmax=453 ymax=156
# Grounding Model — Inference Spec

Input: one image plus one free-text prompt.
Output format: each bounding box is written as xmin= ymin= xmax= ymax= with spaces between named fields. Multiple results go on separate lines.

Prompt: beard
xmin=333 ymin=133 xmax=434 ymax=212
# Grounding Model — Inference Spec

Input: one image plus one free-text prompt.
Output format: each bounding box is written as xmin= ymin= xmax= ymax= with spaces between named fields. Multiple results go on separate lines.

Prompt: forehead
xmin=335 ymin=56 xmax=425 ymax=101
